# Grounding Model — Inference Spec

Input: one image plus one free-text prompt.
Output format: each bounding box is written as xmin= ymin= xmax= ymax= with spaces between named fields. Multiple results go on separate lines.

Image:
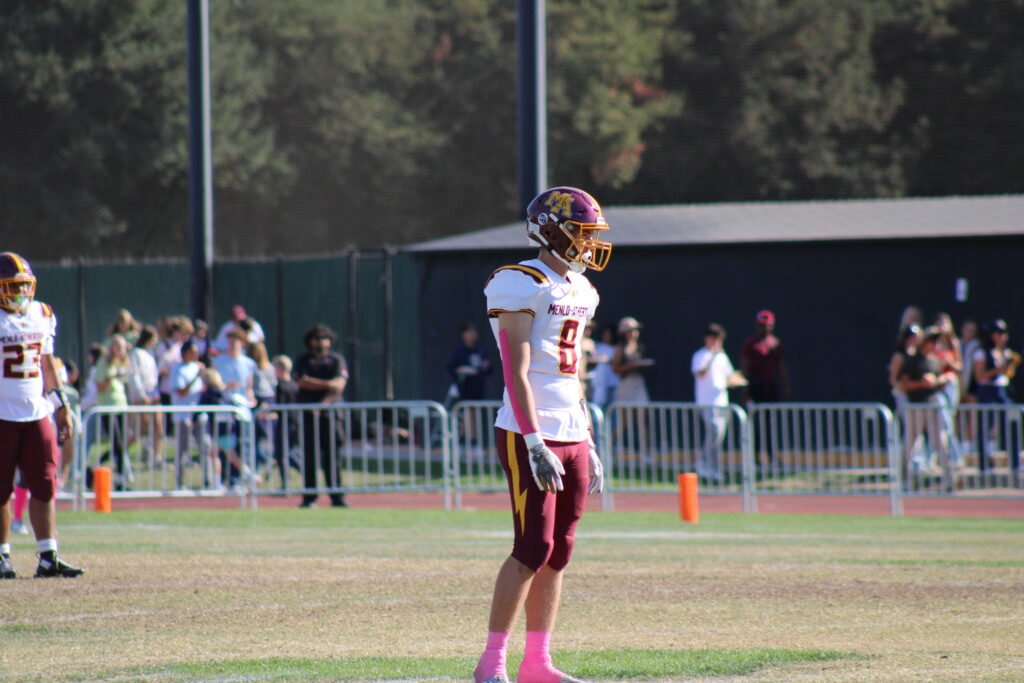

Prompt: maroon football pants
xmin=0 ymin=417 xmax=60 ymax=504
xmin=496 ymin=427 xmax=589 ymax=572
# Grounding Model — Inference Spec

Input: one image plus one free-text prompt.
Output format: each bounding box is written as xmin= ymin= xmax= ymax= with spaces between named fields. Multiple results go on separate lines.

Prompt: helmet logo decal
xmin=544 ymin=191 xmax=574 ymax=218
xmin=537 ymin=212 xmax=548 ymax=225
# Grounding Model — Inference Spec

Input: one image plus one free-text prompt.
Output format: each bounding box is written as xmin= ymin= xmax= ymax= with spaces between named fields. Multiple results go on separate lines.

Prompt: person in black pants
xmin=292 ymin=324 xmax=349 ymax=507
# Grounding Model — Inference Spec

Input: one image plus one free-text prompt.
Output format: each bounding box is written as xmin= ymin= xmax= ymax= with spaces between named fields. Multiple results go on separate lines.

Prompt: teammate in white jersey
xmin=0 ymin=252 xmax=84 ymax=579
xmin=474 ymin=188 xmax=611 ymax=683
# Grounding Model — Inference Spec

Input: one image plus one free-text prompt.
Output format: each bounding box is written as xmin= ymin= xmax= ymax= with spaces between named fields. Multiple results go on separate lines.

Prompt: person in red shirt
xmin=740 ymin=310 xmax=793 ymax=466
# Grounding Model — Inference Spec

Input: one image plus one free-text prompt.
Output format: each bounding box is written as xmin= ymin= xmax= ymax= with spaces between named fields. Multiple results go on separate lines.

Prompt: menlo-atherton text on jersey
xmin=484 ymin=258 xmax=598 ymax=442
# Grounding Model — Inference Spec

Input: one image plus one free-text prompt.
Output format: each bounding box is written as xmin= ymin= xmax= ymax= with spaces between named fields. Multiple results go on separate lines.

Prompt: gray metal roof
xmin=406 ymin=194 xmax=1024 ymax=252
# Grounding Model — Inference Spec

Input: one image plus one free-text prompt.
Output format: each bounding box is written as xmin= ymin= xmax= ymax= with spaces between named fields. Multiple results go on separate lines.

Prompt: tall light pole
xmin=517 ymin=0 xmax=547 ymax=213
xmin=187 ymin=0 xmax=214 ymax=324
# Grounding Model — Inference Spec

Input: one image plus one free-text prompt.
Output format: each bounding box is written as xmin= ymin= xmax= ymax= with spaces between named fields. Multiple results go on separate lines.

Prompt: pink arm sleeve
xmin=499 ymin=327 xmax=536 ymax=436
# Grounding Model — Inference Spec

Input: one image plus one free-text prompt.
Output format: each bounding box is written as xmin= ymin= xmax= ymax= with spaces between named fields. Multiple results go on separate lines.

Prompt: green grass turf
xmin=4 ymin=508 xmax=1021 ymax=681
xmin=105 ymin=647 xmax=850 ymax=681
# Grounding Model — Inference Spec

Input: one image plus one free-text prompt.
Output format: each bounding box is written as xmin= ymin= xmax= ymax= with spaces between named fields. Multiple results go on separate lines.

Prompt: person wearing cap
xmin=972 ymin=319 xmax=1021 ymax=481
xmin=212 ymin=305 xmax=265 ymax=353
xmin=611 ymin=316 xmax=653 ymax=403
xmin=740 ymin=310 xmax=792 ymax=466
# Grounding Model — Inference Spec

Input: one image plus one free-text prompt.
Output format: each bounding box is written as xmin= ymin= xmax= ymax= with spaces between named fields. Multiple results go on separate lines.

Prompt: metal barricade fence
xmin=252 ymin=401 xmax=452 ymax=508
xmin=78 ymin=405 xmax=258 ymax=509
xmin=602 ymin=403 xmax=753 ymax=512
xmin=70 ymin=400 xmax=1023 ymax=514
xmin=745 ymin=403 xmax=900 ymax=514
xmin=895 ymin=402 xmax=1023 ymax=497
xmin=449 ymin=401 xmax=610 ymax=510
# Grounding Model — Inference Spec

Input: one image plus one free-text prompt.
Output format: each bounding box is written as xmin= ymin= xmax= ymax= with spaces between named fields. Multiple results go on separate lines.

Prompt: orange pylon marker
xmin=679 ymin=472 xmax=699 ymax=523
xmin=93 ymin=466 xmax=112 ymax=513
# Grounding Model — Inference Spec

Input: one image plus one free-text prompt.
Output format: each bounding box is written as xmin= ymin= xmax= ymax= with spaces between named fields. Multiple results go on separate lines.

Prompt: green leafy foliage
xmin=1 ymin=0 xmax=1021 ymax=259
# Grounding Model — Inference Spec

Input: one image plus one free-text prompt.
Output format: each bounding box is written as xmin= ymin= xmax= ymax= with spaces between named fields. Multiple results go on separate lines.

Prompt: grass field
xmin=1 ymin=507 xmax=1022 ymax=681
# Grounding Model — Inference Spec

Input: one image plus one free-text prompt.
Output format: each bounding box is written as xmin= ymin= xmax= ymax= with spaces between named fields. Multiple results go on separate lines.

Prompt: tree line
xmin=2 ymin=0 xmax=1021 ymax=260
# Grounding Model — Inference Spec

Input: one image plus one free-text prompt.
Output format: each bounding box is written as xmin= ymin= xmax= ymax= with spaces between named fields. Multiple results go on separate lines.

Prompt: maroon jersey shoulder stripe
xmin=484 ymin=264 xmax=549 ymax=288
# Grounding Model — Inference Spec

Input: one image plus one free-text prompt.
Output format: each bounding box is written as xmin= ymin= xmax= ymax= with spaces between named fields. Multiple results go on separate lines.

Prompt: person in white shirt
xmin=212 ymin=305 xmax=265 ymax=353
xmin=691 ymin=323 xmax=746 ymax=483
xmin=170 ymin=340 xmax=206 ymax=489
xmin=127 ymin=325 xmax=163 ymax=467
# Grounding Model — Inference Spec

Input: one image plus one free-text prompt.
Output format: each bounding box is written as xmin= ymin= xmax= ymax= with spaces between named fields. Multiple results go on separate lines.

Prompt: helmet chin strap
xmin=529 ymin=221 xmax=585 ymax=273
xmin=542 ymin=241 xmax=584 ymax=274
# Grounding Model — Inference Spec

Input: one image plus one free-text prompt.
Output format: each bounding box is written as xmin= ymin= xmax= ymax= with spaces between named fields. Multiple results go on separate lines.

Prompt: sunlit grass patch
xmin=124 ymin=647 xmax=850 ymax=681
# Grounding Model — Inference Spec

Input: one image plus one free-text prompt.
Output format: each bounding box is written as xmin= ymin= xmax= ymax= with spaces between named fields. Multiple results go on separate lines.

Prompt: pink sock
xmin=12 ymin=486 xmax=28 ymax=522
xmin=474 ymin=630 xmax=509 ymax=682
xmin=518 ymin=631 xmax=564 ymax=683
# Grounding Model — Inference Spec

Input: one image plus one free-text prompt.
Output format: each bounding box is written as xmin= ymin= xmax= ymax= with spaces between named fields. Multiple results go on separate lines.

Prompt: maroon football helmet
xmin=526 ymin=187 xmax=612 ymax=273
xmin=0 ymin=252 xmax=36 ymax=314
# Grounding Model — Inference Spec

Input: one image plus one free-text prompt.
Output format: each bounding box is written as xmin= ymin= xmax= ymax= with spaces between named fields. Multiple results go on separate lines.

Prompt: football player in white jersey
xmin=473 ymin=188 xmax=610 ymax=683
xmin=0 ymin=252 xmax=84 ymax=578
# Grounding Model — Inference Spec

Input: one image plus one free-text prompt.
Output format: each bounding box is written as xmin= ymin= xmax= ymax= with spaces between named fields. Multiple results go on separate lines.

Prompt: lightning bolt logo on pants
xmin=508 ymin=430 xmax=528 ymax=535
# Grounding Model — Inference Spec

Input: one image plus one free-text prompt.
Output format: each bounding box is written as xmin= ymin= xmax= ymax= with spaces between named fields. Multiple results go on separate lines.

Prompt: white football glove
xmin=587 ymin=435 xmax=604 ymax=494
xmin=524 ymin=432 xmax=564 ymax=493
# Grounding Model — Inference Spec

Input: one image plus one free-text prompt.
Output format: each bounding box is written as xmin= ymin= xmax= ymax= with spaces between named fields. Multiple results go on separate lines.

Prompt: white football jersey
xmin=0 ymin=300 xmax=57 ymax=421
xmin=484 ymin=258 xmax=599 ymax=442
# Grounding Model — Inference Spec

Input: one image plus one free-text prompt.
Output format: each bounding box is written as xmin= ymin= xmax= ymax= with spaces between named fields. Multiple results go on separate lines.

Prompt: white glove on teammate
xmin=587 ymin=435 xmax=604 ymax=494
xmin=524 ymin=432 xmax=564 ymax=493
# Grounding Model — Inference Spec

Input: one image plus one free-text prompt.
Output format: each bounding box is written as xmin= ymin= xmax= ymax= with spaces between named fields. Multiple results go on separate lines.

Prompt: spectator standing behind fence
xmin=959 ymin=319 xmax=980 ymax=404
xmin=889 ymin=324 xmax=935 ymax=475
xmin=446 ymin=323 xmax=493 ymax=404
xmin=128 ymin=325 xmax=163 ymax=469
xmin=293 ymin=324 xmax=349 ymax=508
xmin=272 ymin=355 xmax=300 ymax=487
xmin=445 ymin=323 xmax=493 ymax=448
xmin=612 ymin=316 xmax=652 ymax=402
xmin=691 ymin=324 xmax=747 ymax=483
xmin=957 ymin=318 xmax=981 ymax=454
xmin=192 ymin=319 xmax=213 ymax=362
xmin=197 ymin=369 xmax=227 ymax=490
xmin=156 ymin=317 xmax=192 ymax=408
xmin=212 ymin=329 xmax=257 ymax=489
xmin=740 ymin=310 xmax=792 ymax=466
xmin=105 ymin=308 xmax=142 ymax=348
xmin=740 ymin=310 xmax=792 ymax=404
xmin=898 ymin=305 xmax=923 ymax=337
xmin=933 ymin=313 xmax=964 ymax=467
xmin=80 ymin=343 xmax=105 ymax=413
xmin=213 ymin=305 xmax=265 ymax=352
xmin=94 ymin=334 xmax=132 ymax=489
xmin=972 ymin=319 xmax=1021 ymax=483
xmin=170 ymin=340 xmax=205 ymax=489
xmin=248 ymin=341 xmax=277 ymax=474
xmin=588 ymin=323 xmax=619 ymax=411
xmin=889 ymin=324 xmax=921 ymax=412
xmin=898 ymin=327 xmax=959 ymax=491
